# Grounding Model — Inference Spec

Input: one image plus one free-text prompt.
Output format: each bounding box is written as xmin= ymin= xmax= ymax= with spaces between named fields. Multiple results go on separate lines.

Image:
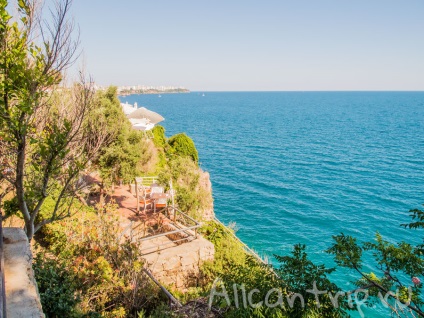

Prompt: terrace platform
xmin=90 ymin=178 xmax=215 ymax=291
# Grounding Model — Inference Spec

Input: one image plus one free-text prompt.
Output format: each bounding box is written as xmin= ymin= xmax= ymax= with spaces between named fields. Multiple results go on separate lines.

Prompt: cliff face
xmin=133 ymin=133 xmax=216 ymax=292
xmin=137 ymin=128 xmax=215 ymax=221
xmin=198 ymin=170 xmax=214 ymax=221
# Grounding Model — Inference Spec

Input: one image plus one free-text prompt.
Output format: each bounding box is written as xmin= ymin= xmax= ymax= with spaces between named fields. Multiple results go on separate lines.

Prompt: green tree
xmin=93 ymin=87 xmax=149 ymax=185
xmin=152 ymin=125 xmax=166 ymax=148
xmin=158 ymin=156 xmax=213 ymax=219
xmin=214 ymin=244 xmax=350 ymax=318
xmin=276 ymin=244 xmax=350 ymax=317
xmin=0 ymin=0 xmax=107 ymax=239
xmin=167 ymin=133 xmax=199 ymax=163
xmin=327 ymin=207 xmax=424 ymax=317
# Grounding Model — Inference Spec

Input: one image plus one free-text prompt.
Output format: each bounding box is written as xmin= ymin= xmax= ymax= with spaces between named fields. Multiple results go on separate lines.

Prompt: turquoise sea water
xmin=121 ymin=92 xmax=424 ymax=316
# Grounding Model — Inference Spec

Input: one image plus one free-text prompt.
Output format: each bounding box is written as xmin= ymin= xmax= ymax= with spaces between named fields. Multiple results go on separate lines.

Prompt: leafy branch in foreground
xmin=327 ymin=206 xmax=424 ymax=317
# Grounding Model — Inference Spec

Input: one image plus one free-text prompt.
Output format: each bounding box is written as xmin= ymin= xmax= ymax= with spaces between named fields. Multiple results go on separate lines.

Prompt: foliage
xmin=147 ymin=303 xmax=181 ymax=318
xmin=0 ymin=0 xmax=108 ymax=239
xmin=404 ymin=207 xmax=424 ymax=231
xmin=148 ymin=125 xmax=168 ymax=170
xmin=167 ymin=133 xmax=199 ymax=163
xmin=276 ymin=244 xmax=349 ymax=317
xmin=158 ymin=156 xmax=211 ymax=219
xmin=199 ymin=221 xmax=283 ymax=317
xmin=162 ymin=220 xmax=251 ymax=304
xmin=199 ymin=221 xmax=247 ymax=281
xmin=205 ymin=235 xmax=349 ymax=318
xmin=326 ymin=206 xmax=424 ymax=317
xmin=99 ymin=133 xmax=143 ymax=185
xmin=93 ymin=87 xmax=149 ymax=185
xmin=326 ymin=233 xmax=363 ymax=269
xmin=218 ymin=256 xmax=283 ymax=318
xmin=33 ymin=253 xmax=81 ymax=318
xmin=2 ymin=195 xmax=20 ymax=219
xmin=36 ymin=202 xmax=163 ymax=317
xmin=152 ymin=125 xmax=166 ymax=149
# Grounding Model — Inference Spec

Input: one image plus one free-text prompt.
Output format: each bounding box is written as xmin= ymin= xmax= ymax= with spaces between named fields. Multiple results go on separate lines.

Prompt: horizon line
xmin=190 ymin=90 xmax=424 ymax=93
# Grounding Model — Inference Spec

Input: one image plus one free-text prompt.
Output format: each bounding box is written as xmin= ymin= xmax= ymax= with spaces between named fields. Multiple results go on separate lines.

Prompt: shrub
xmin=158 ymin=157 xmax=212 ymax=219
xmin=33 ymin=253 xmax=80 ymax=318
xmin=91 ymin=87 xmax=148 ymax=186
xmin=152 ymin=125 xmax=166 ymax=148
xmin=198 ymin=221 xmax=248 ymax=286
xmin=36 ymin=203 xmax=163 ymax=316
xmin=2 ymin=196 xmax=20 ymax=219
xmin=167 ymin=133 xmax=199 ymax=163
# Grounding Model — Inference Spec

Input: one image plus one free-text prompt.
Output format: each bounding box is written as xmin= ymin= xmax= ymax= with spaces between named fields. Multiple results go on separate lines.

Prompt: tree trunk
xmin=15 ymin=138 xmax=33 ymax=240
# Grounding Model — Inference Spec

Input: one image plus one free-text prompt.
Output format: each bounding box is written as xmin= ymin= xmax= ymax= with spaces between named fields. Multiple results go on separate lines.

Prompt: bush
xmin=198 ymin=221 xmax=248 ymax=286
xmin=198 ymin=221 xmax=350 ymax=318
xmin=152 ymin=125 xmax=166 ymax=148
xmin=91 ymin=86 xmax=148 ymax=186
xmin=36 ymin=203 xmax=163 ymax=317
xmin=167 ymin=133 xmax=198 ymax=163
xmin=33 ymin=253 xmax=80 ymax=318
xmin=158 ymin=157 xmax=212 ymax=219
xmin=2 ymin=196 xmax=20 ymax=219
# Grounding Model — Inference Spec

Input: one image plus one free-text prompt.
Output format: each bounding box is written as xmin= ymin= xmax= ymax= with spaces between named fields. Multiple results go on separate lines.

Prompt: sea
xmin=120 ymin=91 xmax=424 ymax=317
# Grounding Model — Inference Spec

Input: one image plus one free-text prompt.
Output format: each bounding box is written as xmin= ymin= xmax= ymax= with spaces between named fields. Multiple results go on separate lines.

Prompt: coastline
xmin=118 ymin=89 xmax=190 ymax=96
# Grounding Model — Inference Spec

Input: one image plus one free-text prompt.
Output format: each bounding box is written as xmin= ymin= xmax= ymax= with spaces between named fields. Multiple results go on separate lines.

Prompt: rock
xmin=198 ymin=171 xmax=214 ymax=221
xmin=143 ymin=235 xmax=215 ymax=292
xmin=3 ymin=227 xmax=44 ymax=317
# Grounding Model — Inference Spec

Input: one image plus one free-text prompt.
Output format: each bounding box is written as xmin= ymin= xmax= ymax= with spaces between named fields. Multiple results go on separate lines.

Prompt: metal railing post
xmin=0 ymin=199 xmax=6 ymax=318
xmin=135 ymin=178 xmax=140 ymax=213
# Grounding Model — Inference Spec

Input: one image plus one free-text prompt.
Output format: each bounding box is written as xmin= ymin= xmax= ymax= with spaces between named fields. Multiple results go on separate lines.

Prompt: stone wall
xmin=3 ymin=227 xmax=44 ymax=317
xmin=142 ymin=235 xmax=214 ymax=291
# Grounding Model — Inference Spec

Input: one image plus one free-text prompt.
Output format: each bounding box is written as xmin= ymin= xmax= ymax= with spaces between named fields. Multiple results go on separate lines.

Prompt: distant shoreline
xmin=118 ymin=89 xmax=190 ymax=96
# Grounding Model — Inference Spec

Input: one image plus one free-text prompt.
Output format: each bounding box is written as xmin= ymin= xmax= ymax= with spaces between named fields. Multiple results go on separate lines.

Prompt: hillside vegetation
xmin=1 ymin=1 xmax=423 ymax=317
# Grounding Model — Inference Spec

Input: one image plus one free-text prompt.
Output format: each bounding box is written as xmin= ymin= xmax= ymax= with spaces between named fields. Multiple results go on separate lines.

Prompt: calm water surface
xmin=121 ymin=92 xmax=424 ymax=317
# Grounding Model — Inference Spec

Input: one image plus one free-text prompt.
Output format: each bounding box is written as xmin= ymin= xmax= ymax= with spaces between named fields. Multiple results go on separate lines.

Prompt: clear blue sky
xmin=69 ymin=0 xmax=424 ymax=91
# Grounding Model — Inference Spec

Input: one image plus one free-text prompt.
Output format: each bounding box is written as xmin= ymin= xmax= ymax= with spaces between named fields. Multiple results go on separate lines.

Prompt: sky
xmin=67 ymin=0 xmax=424 ymax=91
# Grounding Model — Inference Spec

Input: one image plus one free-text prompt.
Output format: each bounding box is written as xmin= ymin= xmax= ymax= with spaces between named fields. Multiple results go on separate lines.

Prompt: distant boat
xmin=202 ymin=93 xmax=205 ymax=97
xmin=158 ymin=94 xmax=162 ymax=98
